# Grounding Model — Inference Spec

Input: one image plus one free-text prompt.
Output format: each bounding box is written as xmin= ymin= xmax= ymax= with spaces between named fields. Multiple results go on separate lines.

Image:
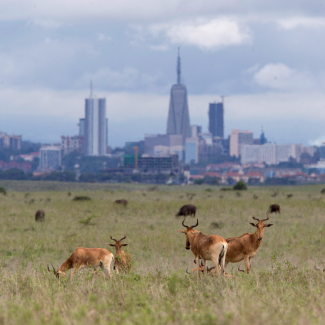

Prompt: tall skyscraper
xmin=166 ymin=49 xmax=191 ymax=144
xmin=208 ymin=102 xmax=224 ymax=138
xmin=83 ymin=83 xmax=107 ymax=156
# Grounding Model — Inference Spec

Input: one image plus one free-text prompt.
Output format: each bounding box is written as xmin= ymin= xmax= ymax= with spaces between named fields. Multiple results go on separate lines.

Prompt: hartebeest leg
xmin=196 ymin=256 xmax=200 ymax=278
xmin=204 ymin=260 xmax=207 ymax=274
xmin=71 ymin=266 xmax=82 ymax=278
xmin=244 ymin=255 xmax=250 ymax=274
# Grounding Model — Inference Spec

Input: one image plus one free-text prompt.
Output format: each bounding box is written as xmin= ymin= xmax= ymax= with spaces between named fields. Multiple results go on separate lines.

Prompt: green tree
xmin=233 ymin=180 xmax=247 ymax=190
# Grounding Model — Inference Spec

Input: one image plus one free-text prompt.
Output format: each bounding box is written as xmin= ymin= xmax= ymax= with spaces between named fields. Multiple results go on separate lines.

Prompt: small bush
xmin=0 ymin=187 xmax=6 ymax=195
xmin=233 ymin=181 xmax=247 ymax=191
xmin=194 ymin=179 xmax=205 ymax=185
xmin=321 ymin=188 xmax=325 ymax=194
xmin=73 ymin=196 xmax=91 ymax=201
xmin=210 ymin=222 xmax=225 ymax=229
xmin=205 ymin=188 xmax=213 ymax=192
xmin=220 ymin=187 xmax=232 ymax=191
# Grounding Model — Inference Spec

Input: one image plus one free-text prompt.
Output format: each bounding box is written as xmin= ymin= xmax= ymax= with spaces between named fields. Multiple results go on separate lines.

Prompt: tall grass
xmin=0 ymin=182 xmax=324 ymax=324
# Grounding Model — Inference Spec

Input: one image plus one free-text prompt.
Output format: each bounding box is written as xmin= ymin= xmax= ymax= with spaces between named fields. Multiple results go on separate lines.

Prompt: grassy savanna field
xmin=0 ymin=181 xmax=325 ymax=324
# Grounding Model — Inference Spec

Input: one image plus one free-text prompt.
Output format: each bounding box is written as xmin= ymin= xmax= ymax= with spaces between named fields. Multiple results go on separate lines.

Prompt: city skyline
xmin=0 ymin=1 xmax=325 ymax=147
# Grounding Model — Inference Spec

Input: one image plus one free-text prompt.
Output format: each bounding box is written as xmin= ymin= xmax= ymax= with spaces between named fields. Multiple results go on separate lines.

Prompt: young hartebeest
xmin=225 ymin=214 xmax=273 ymax=274
xmin=186 ymin=261 xmax=215 ymax=274
xmin=178 ymin=219 xmax=227 ymax=277
xmin=47 ymin=247 xmax=114 ymax=278
xmin=109 ymin=235 xmax=132 ymax=273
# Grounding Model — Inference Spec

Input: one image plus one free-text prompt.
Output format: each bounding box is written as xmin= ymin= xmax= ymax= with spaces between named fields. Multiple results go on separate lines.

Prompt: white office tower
xmin=84 ymin=85 xmax=107 ymax=156
xmin=39 ymin=146 xmax=61 ymax=170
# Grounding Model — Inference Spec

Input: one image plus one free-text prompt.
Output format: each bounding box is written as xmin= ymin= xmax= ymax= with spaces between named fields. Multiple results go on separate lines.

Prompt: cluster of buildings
xmin=0 ymin=132 xmax=21 ymax=150
xmin=2 ymin=49 xmax=323 ymax=185
xmin=39 ymin=83 xmax=108 ymax=171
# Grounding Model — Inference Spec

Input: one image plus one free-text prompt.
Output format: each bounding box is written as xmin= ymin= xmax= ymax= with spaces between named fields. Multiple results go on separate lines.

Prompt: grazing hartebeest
xmin=109 ymin=235 xmax=132 ymax=273
xmin=35 ymin=210 xmax=45 ymax=222
xmin=47 ymin=247 xmax=114 ymax=278
xmin=176 ymin=204 xmax=196 ymax=218
xmin=269 ymin=204 xmax=280 ymax=213
xmin=178 ymin=219 xmax=227 ymax=277
xmin=115 ymin=199 xmax=128 ymax=207
xmin=225 ymin=214 xmax=273 ymax=274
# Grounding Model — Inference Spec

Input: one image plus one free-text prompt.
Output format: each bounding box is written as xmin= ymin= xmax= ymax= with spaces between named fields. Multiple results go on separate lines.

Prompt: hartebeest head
xmin=109 ymin=234 xmax=128 ymax=252
xmin=249 ymin=214 xmax=273 ymax=241
xmin=177 ymin=219 xmax=199 ymax=250
xmin=47 ymin=264 xmax=64 ymax=278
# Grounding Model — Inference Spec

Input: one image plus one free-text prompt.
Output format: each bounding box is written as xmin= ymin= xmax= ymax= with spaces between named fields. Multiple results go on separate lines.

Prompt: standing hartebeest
xmin=109 ymin=235 xmax=132 ymax=273
xmin=225 ymin=214 xmax=273 ymax=274
xmin=47 ymin=247 xmax=114 ymax=278
xmin=178 ymin=219 xmax=227 ymax=277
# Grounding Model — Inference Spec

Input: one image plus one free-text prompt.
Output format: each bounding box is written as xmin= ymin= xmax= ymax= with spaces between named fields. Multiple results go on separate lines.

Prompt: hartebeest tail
xmin=109 ymin=235 xmax=132 ymax=273
xmin=225 ymin=214 xmax=273 ymax=274
xmin=47 ymin=247 xmax=114 ymax=278
xmin=178 ymin=219 xmax=228 ymax=277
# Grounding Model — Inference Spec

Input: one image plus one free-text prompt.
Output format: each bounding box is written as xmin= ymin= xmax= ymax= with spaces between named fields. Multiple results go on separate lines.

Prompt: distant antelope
xmin=35 ymin=210 xmax=45 ymax=222
xmin=115 ymin=199 xmax=128 ymax=207
xmin=225 ymin=214 xmax=273 ymax=274
xmin=109 ymin=235 xmax=132 ymax=273
xmin=178 ymin=219 xmax=227 ymax=277
xmin=47 ymin=247 xmax=114 ymax=278
xmin=176 ymin=204 xmax=196 ymax=218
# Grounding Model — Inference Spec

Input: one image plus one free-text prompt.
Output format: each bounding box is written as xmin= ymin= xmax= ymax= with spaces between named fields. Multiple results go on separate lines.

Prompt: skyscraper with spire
xmin=166 ymin=48 xmax=191 ymax=143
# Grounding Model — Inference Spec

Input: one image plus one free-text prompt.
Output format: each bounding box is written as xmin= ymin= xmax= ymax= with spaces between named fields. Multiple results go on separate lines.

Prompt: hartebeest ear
xmin=177 ymin=230 xmax=187 ymax=233
xmin=264 ymin=223 xmax=273 ymax=227
xmin=122 ymin=243 xmax=128 ymax=246
xmin=249 ymin=223 xmax=257 ymax=227
xmin=109 ymin=244 xmax=115 ymax=246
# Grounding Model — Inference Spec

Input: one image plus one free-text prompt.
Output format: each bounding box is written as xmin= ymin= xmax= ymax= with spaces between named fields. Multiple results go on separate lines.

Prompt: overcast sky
xmin=0 ymin=0 xmax=325 ymax=147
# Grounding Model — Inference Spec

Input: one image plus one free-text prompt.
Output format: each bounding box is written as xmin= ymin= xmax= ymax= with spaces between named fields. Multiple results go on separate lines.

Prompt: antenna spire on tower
xmin=90 ymin=80 xmax=93 ymax=98
xmin=177 ymin=47 xmax=181 ymax=85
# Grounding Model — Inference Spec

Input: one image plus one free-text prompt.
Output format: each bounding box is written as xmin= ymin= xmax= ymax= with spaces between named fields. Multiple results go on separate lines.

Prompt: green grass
xmin=0 ymin=181 xmax=325 ymax=324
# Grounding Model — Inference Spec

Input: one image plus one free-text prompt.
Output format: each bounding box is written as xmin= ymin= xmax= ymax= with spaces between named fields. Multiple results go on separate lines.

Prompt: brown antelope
xmin=109 ymin=235 xmax=132 ymax=273
xmin=178 ymin=219 xmax=227 ymax=277
xmin=225 ymin=214 xmax=273 ymax=274
xmin=47 ymin=247 xmax=114 ymax=278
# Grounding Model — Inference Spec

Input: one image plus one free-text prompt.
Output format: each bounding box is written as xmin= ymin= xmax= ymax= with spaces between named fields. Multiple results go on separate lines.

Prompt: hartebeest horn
xmin=186 ymin=268 xmax=191 ymax=274
xmin=50 ymin=264 xmax=57 ymax=275
xmin=261 ymin=214 xmax=269 ymax=222
xmin=182 ymin=219 xmax=188 ymax=229
xmin=252 ymin=215 xmax=259 ymax=221
xmin=119 ymin=234 xmax=126 ymax=242
xmin=207 ymin=266 xmax=215 ymax=272
xmin=191 ymin=219 xmax=199 ymax=229
xmin=238 ymin=265 xmax=245 ymax=273
xmin=110 ymin=236 xmax=118 ymax=242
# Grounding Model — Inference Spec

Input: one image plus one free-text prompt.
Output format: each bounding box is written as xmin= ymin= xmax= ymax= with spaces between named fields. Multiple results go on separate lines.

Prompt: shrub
xmin=73 ymin=196 xmax=91 ymax=201
xmin=194 ymin=179 xmax=204 ymax=185
xmin=233 ymin=181 xmax=247 ymax=191
xmin=220 ymin=187 xmax=232 ymax=191
xmin=0 ymin=186 xmax=6 ymax=195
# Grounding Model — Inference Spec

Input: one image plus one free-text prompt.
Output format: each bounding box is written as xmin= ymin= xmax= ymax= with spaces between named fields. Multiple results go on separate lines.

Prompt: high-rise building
xmin=208 ymin=102 xmax=224 ymax=138
xmin=83 ymin=84 xmax=107 ymax=156
xmin=61 ymin=136 xmax=84 ymax=157
xmin=230 ymin=130 xmax=253 ymax=158
xmin=166 ymin=49 xmax=191 ymax=144
xmin=39 ymin=146 xmax=61 ymax=170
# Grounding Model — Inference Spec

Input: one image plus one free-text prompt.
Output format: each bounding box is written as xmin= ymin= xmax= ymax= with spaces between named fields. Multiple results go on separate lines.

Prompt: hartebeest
xmin=178 ymin=219 xmax=227 ymax=277
xmin=47 ymin=247 xmax=114 ymax=278
xmin=109 ymin=235 xmax=132 ymax=273
xmin=225 ymin=214 xmax=273 ymax=274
